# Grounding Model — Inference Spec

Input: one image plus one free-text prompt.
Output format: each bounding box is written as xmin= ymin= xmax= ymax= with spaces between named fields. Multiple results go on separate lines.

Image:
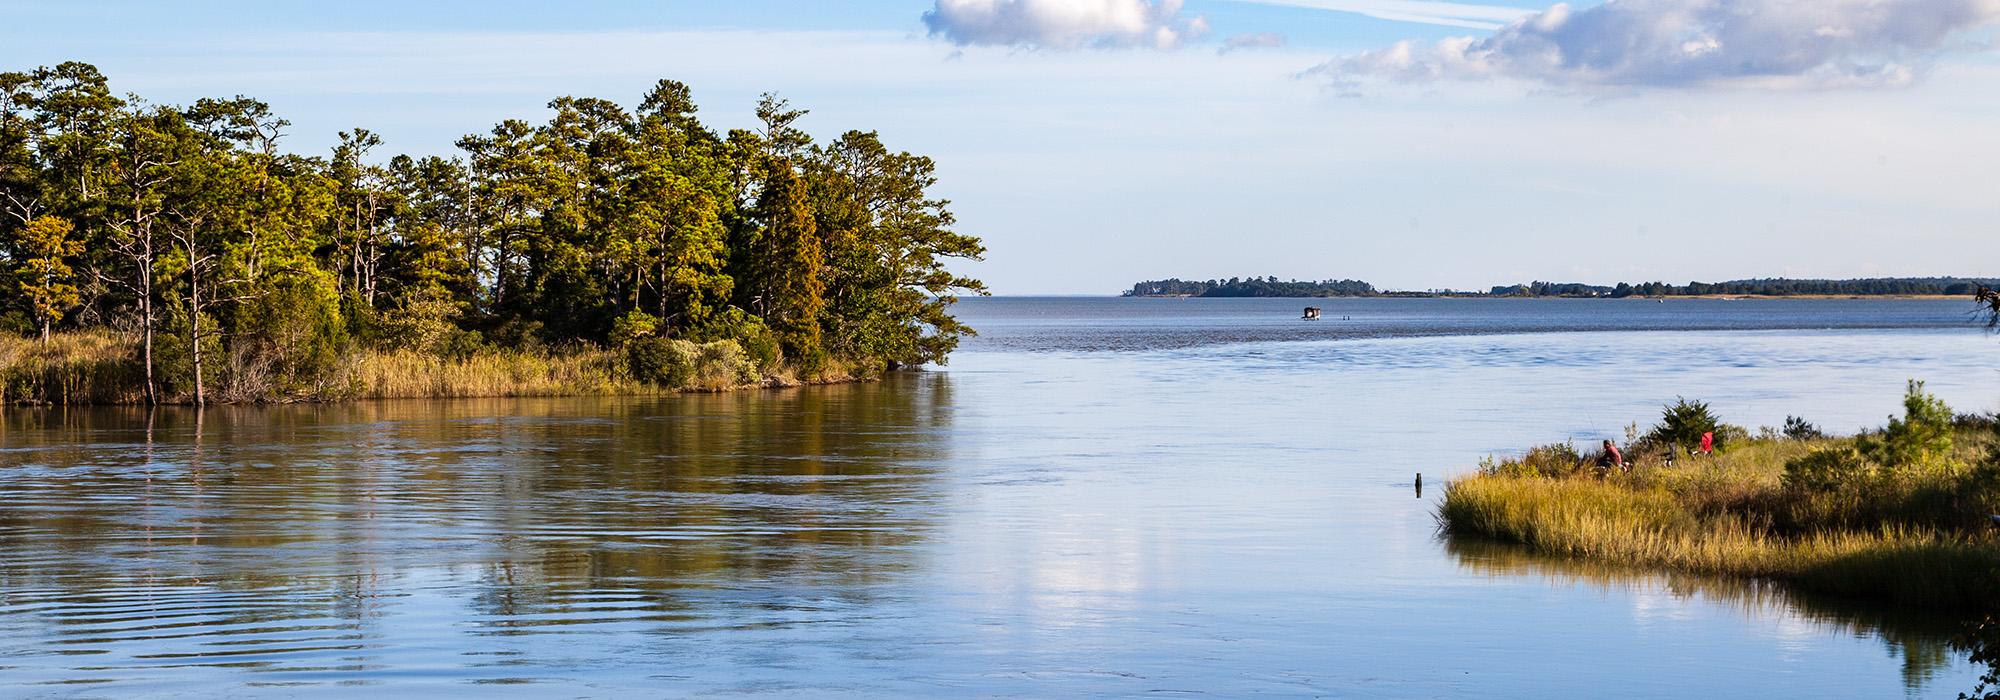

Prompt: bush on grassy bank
xmin=1443 ymin=382 xmax=2000 ymax=610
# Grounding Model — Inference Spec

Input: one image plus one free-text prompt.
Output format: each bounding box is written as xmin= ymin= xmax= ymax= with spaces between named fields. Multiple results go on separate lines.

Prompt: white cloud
xmin=922 ymin=0 xmax=1210 ymax=49
xmin=1220 ymin=31 xmax=1289 ymax=53
xmin=1315 ymin=0 xmax=2000 ymax=89
xmin=1227 ymin=0 xmax=1532 ymax=30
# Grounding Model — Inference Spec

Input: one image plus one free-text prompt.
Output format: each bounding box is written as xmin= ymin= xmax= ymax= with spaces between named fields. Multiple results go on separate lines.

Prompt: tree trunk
xmin=364 ymin=193 xmax=379 ymax=304
xmin=140 ymin=235 xmax=156 ymax=406
xmin=189 ymin=254 xmax=204 ymax=407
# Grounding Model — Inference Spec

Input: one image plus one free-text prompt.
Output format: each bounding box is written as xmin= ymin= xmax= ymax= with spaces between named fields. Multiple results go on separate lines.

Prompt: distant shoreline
xmin=1119 ymin=294 xmax=1966 ymax=300
xmin=1124 ymin=276 xmax=1995 ymax=300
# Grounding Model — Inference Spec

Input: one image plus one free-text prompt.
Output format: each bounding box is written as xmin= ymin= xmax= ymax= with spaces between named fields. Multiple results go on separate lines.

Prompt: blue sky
xmin=6 ymin=0 xmax=1998 ymax=294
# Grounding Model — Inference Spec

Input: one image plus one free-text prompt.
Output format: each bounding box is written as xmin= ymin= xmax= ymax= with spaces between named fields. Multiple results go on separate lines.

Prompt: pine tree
xmin=13 ymin=215 xmax=82 ymax=342
xmin=751 ymin=163 xmax=824 ymax=365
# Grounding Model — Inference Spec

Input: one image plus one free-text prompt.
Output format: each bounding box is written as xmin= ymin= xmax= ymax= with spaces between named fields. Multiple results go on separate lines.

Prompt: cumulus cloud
xmin=923 ymin=0 xmax=1210 ymax=49
xmin=1314 ymin=0 xmax=2000 ymax=89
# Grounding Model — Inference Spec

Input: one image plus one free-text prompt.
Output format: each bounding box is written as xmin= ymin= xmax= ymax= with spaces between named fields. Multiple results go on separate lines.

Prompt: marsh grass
xmin=0 ymin=331 xmax=145 ymax=405
xmin=335 ymin=346 xmax=655 ymax=399
xmin=2 ymin=331 xmax=876 ymax=404
xmin=1444 ymin=407 xmax=2000 ymax=610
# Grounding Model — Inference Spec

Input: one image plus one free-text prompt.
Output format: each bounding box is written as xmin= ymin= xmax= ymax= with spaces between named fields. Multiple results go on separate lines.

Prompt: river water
xmin=2 ymin=297 xmax=1996 ymax=697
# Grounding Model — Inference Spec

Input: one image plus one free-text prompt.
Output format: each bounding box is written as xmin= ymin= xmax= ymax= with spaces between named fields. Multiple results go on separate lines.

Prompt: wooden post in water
xmin=1415 ymin=473 xmax=1423 ymax=498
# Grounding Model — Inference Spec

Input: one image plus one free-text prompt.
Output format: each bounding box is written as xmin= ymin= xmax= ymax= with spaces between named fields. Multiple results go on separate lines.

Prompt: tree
xmin=0 ymin=70 xmax=43 ymax=225
xmin=24 ymin=62 xmax=121 ymax=209
xmin=380 ymin=154 xmax=476 ymax=350
xmin=745 ymin=162 xmax=824 ymax=364
xmin=328 ymin=128 xmax=396 ymax=308
xmin=158 ymin=111 xmax=250 ymax=406
xmin=810 ymin=131 xmax=986 ymax=366
xmin=457 ymin=118 xmax=544 ymax=321
xmin=625 ymin=95 xmax=733 ymax=332
xmin=11 ymin=215 xmax=82 ymax=342
xmin=100 ymin=103 xmax=188 ymax=404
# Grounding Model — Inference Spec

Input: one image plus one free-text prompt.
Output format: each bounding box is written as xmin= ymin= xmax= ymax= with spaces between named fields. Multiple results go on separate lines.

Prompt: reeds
xmin=2 ymin=331 xmax=874 ymax=404
xmin=0 ymin=331 xmax=145 ymax=405
xmin=332 ymin=346 xmax=655 ymax=400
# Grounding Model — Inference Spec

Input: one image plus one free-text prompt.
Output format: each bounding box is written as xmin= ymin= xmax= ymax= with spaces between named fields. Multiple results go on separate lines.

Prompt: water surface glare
xmin=3 ymin=297 xmax=1997 ymax=697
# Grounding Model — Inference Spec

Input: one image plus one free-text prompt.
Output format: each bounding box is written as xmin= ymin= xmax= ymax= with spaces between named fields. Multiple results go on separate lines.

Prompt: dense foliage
xmin=0 ymin=62 xmax=985 ymax=404
xmin=1124 ymin=276 xmax=1378 ymax=297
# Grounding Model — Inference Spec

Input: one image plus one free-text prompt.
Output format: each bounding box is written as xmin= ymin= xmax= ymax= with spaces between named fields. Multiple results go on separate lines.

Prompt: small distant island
xmin=1124 ymin=276 xmax=2000 ymax=299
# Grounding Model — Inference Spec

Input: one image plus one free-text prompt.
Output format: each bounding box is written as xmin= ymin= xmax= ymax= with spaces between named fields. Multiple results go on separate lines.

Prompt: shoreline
xmin=0 ymin=376 xmax=888 ymax=408
xmin=0 ymin=332 xmax=892 ymax=407
xmin=0 ymin=373 xmax=886 ymax=407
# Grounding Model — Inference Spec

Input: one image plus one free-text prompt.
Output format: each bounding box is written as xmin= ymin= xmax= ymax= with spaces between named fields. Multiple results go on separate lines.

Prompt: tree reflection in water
xmin=0 ymin=375 xmax=954 ymax=689
xmin=1445 ymin=536 xmax=1966 ymax=692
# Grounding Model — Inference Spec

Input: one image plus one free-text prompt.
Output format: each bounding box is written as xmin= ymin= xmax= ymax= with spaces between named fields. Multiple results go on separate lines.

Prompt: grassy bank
xmin=1 ymin=331 xmax=869 ymax=405
xmin=1441 ymin=386 xmax=2000 ymax=611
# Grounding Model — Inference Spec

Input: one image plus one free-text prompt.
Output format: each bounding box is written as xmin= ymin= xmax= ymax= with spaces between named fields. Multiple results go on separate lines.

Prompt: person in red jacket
xmin=1698 ymin=431 xmax=1715 ymax=455
xmin=1597 ymin=440 xmax=1626 ymax=471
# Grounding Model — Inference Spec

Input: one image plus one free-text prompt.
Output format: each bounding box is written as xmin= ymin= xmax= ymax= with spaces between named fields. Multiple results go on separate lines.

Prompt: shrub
xmin=153 ymin=297 xmax=225 ymax=400
xmin=688 ymin=340 xmax=756 ymax=391
xmin=1783 ymin=416 xmax=1824 ymax=440
xmin=693 ymin=307 xmax=780 ymax=373
xmin=1483 ymin=441 xmax=1587 ymax=479
xmin=374 ymin=288 xmax=465 ymax=355
xmin=1954 ymin=412 xmax=2000 ymax=434
xmin=227 ymin=268 xmax=347 ymax=399
xmin=1644 ymin=397 xmax=1725 ymax=452
xmin=1857 ymin=380 xmax=1955 ymax=473
xmin=610 ymin=310 xmax=661 ymax=348
xmin=626 ymin=336 xmax=697 ymax=388
xmin=1782 ymin=446 xmax=1875 ymax=492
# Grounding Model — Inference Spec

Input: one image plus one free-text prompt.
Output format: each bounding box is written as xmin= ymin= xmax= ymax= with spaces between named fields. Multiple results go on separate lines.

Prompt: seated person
xmin=1596 ymin=439 xmax=1625 ymax=470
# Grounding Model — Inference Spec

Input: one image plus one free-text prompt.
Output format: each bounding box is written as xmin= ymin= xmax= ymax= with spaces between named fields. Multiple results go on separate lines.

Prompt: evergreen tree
xmin=747 ymin=162 xmax=824 ymax=365
xmin=11 ymin=215 xmax=82 ymax=342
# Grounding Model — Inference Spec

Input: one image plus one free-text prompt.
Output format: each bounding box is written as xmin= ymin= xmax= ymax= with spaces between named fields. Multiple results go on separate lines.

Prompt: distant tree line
xmin=1128 ymin=276 xmax=1995 ymax=299
xmin=0 ymin=62 xmax=985 ymax=404
xmin=1124 ymin=277 xmax=1378 ymax=298
xmin=1489 ymin=277 xmax=1998 ymax=298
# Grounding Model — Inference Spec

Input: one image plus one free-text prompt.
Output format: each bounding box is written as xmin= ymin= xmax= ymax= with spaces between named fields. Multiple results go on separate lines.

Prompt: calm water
xmin=2 ymin=297 xmax=1998 ymax=697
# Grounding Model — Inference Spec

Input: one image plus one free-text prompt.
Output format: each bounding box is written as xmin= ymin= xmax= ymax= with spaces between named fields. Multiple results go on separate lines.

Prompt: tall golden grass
xmin=332 ymin=346 xmax=655 ymax=399
xmin=0 ymin=331 xmax=145 ymax=405
xmin=2 ymin=331 xmax=870 ymax=404
xmin=1442 ymin=432 xmax=2000 ymax=610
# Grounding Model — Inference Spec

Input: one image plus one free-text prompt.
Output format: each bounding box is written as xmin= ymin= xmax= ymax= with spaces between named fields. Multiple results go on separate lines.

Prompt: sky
xmin=5 ymin=0 xmax=1999 ymax=294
